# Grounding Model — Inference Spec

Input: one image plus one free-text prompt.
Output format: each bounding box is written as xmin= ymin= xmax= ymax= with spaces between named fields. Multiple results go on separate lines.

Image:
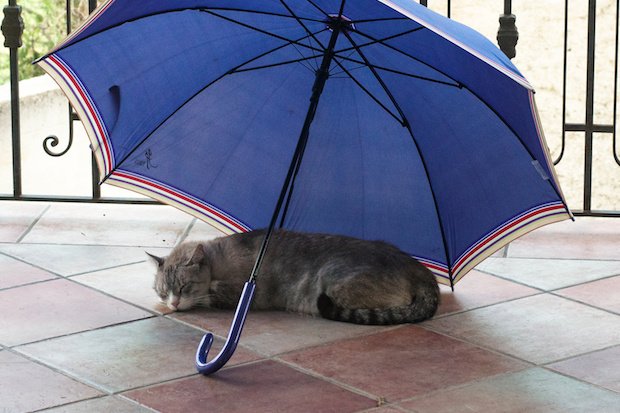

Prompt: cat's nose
xmin=169 ymin=295 xmax=181 ymax=311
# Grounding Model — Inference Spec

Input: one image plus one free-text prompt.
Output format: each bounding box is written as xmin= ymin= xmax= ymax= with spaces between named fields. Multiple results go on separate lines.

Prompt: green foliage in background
xmin=1 ymin=0 xmax=89 ymax=85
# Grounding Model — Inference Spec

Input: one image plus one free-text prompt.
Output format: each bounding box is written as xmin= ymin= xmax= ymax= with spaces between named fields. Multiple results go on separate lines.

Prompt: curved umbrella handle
xmin=195 ymin=281 xmax=256 ymax=375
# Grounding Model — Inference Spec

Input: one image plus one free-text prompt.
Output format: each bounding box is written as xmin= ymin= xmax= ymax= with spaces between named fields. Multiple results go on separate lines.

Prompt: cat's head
xmin=147 ymin=242 xmax=211 ymax=311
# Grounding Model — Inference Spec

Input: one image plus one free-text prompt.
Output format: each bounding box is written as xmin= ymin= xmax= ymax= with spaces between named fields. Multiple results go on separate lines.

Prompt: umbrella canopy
xmin=38 ymin=0 xmax=570 ymax=287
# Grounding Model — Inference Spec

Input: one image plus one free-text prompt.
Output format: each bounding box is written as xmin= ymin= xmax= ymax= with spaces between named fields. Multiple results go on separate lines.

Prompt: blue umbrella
xmin=38 ymin=0 xmax=571 ymax=374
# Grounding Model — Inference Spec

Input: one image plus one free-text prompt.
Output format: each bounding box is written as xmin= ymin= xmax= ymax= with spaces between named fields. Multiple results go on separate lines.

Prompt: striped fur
xmin=149 ymin=230 xmax=439 ymax=324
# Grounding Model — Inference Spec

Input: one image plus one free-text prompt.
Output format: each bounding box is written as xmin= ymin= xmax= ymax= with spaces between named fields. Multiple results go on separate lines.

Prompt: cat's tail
xmin=317 ymin=287 xmax=439 ymax=325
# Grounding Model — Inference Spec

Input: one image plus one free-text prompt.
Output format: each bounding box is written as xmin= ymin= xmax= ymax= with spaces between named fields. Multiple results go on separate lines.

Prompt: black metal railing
xmin=1 ymin=0 xmax=619 ymax=215
xmin=555 ymin=0 xmax=620 ymax=217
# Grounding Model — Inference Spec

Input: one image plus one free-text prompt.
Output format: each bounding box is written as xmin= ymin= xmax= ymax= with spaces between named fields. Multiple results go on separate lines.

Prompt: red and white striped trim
xmin=109 ymin=170 xmax=252 ymax=234
xmin=38 ymin=54 xmax=113 ymax=179
xmin=450 ymin=201 xmax=570 ymax=284
xmin=415 ymin=257 xmax=451 ymax=286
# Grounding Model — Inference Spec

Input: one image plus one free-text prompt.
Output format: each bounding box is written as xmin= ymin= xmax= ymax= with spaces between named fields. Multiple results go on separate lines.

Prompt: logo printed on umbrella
xmin=134 ymin=148 xmax=157 ymax=170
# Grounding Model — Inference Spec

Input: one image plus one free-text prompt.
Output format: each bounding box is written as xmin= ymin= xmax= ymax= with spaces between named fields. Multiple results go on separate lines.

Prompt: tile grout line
xmin=15 ymin=204 xmax=51 ymax=243
xmin=480 ymin=255 xmax=620 ymax=263
xmin=271 ymin=357 xmax=385 ymax=405
xmin=430 ymin=290 xmax=547 ymax=320
xmin=6 ymin=345 xmax=114 ymax=395
xmin=391 ymin=368 xmax=538 ymax=408
xmin=8 ymin=315 xmax=159 ymax=349
xmin=547 ymin=290 xmax=620 ymax=317
xmin=541 ymin=342 xmax=620 ymax=367
xmin=67 ymin=258 xmax=150 ymax=278
xmin=539 ymin=363 xmax=620 ymax=396
xmin=0 ymin=255 xmax=166 ymax=319
xmin=421 ymin=299 xmax=620 ymax=371
xmin=474 ymin=266 xmax=620 ymax=294
xmin=27 ymin=394 xmax=162 ymax=413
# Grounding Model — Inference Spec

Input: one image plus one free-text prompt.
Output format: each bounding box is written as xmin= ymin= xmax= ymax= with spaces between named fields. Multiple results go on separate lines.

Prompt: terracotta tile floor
xmin=1 ymin=201 xmax=619 ymax=412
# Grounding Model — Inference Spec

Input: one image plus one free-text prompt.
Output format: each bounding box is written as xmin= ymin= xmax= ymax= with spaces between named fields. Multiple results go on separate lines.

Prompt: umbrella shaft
xmin=248 ymin=24 xmax=343 ymax=283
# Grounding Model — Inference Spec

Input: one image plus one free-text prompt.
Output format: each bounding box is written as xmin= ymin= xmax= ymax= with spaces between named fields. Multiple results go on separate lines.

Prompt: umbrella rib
xmin=203 ymin=9 xmax=324 ymax=55
xmin=331 ymin=57 xmax=406 ymax=126
xmin=336 ymin=26 xmax=426 ymax=55
xmin=341 ymin=30 xmax=455 ymax=277
xmin=350 ymin=27 xmax=463 ymax=88
xmin=278 ymin=0 xmax=325 ymax=72
xmin=106 ymin=33 xmax=323 ymax=178
xmin=348 ymin=27 xmax=561 ymax=206
xmin=205 ymin=7 xmax=325 ymax=23
xmin=41 ymin=7 xmax=323 ymax=59
xmin=341 ymin=30 xmax=414 ymax=127
xmin=232 ymin=53 xmax=323 ymax=74
xmin=349 ymin=17 xmax=410 ymax=23
xmin=304 ymin=0 xmax=331 ymax=19
xmin=229 ymin=27 xmax=329 ymax=75
xmin=334 ymin=54 xmax=460 ymax=87
xmin=280 ymin=0 xmax=326 ymax=50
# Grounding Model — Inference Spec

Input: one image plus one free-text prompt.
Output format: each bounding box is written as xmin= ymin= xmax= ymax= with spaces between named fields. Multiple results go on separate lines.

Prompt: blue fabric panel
xmin=281 ymin=73 xmax=446 ymax=263
xmin=376 ymin=68 xmax=559 ymax=260
xmin=123 ymin=63 xmax=315 ymax=229
xmin=44 ymin=0 xmax=569 ymax=276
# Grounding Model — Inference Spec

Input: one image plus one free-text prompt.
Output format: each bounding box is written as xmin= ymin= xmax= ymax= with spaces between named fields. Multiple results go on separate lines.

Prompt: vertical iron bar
xmin=556 ymin=0 xmax=569 ymax=165
xmin=9 ymin=11 xmax=21 ymax=197
xmin=583 ymin=0 xmax=597 ymax=212
xmin=613 ymin=0 xmax=620 ymax=165
xmin=420 ymin=0 xmax=427 ymax=7
xmin=3 ymin=0 xmax=23 ymax=198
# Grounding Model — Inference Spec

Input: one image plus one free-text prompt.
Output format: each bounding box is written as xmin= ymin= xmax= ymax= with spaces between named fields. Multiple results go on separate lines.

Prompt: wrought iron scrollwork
xmin=43 ymin=134 xmax=73 ymax=157
xmin=42 ymin=107 xmax=76 ymax=157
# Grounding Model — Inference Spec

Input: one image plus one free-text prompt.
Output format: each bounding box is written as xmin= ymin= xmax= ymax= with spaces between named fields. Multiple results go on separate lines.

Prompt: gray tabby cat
xmin=148 ymin=230 xmax=439 ymax=325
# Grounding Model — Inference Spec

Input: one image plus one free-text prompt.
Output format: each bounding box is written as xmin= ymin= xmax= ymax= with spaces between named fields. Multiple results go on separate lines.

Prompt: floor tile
xmin=477 ymin=257 xmax=620 ymax=290
xmin=0 ymin=253 xmax=57 ymax=289
xmin=555 ymin=275 xmax=620 ymax=313
xmin=72 ymin=261 xmax=171 ymax=314
xmin=507 ymin=217 xmax=620 ymax=260
xmin=547 ymin=345 xmax=620 ymax=393
xmin=21 ymin=203 xmax=192 ymax=247
xmin=425 ymin=294 xmax=620 ymax=364
xmin=17 ymin=317 xmax=261 ymax=393
xmin=280 ymin=325 xmax=526 ymax=401
xmin=172 ymin=308 xmax=386 ymax=356
xmin=0 ymin=243 xmax=167 ymax=276
xmin=399 ymin=368 xmax=620 ymax=413
xmin=0 ymin=279 xmax=152 ymax=346
xmin=437 ymin=270 xmax=538 ymax=316
xmin=40 ymin=396 xmax=155 ymax=412
xmin=0 ymin=201 xmax=48 ymax=242
xmin=0 ymin=350 xmax=101 ymax=412
xmin=124 ymin=360 xmax=376 ymax=413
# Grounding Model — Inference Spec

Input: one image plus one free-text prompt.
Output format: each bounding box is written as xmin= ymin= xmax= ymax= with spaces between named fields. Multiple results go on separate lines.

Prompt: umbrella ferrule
xmin=326 ymin=14 xmax=355 ymax=32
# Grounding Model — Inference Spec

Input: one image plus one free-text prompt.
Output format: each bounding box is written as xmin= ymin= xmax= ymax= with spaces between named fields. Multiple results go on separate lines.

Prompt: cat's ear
xmin=188 ymin=244 xmax=205 ymax=266
xmin=146 ymin=252 xmax=165 ymax=268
